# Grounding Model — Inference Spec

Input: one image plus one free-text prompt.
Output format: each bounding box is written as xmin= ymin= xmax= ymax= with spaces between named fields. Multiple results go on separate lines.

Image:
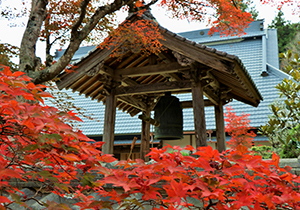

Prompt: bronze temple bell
xmin=154 ymin=92 xmax=183 ymax=140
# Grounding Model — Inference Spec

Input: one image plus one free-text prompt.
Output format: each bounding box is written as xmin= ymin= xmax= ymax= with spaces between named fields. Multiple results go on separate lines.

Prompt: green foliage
xmin=279 ymin=45 xmax=300 ymax=74
xmin=238 ymin=0 xmax=259 ymax=20
xmin=269 ymin=10 xmax=300 ymax=54
xmin=261 ymin=49 xmax=300 ymax=158
xmin=279 ymin=124 xmax=300 ymax=158
xmin=251 ymin=145 xmax=273 ymax=159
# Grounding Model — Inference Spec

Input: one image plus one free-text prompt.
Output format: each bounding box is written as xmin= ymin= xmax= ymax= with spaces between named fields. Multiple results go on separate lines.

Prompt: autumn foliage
xmin=224 ymin=105 xmax=256 ymax=149
xmin=101 ymin=18 xmax=165 ymax=57
xmin=92 ymin=145 xmax=300 ymax=210
xmin=0 ymin=66 xmax=116 ymax=209
xmin=0 ymin=67 xmax=300 ymax=209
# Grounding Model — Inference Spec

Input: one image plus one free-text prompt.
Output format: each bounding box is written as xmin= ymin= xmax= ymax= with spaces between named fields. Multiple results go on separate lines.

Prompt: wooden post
xmin=192 ymin=81 xmax=207 ymax=148
xmin=102 ymin=89 xmax=116 ymax=154
xmin=140 ymin=107 xmax=151 ymax=161
xmin=214 ymin=103 xmax=226 ymax=152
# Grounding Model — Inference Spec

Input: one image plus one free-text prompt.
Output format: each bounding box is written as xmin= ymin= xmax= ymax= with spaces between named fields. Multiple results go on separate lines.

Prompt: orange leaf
xmin=272 ymin=152 xmax=280 ymax=167
xmin=184 ymin=145 xmax=194 ymax=151
xmin=0 ymin=196 xmax=11 ymax=203
xmin=12 ymin=71 xmax=25 ymax=77
xmin=23 ymin=118 xmax=35 ymax=129
xmin=22 ymin=93 xmax=35 ymax=101
xmin=62 ymin=154 xmax=80 ymax=162
xmin=2 ymin=66 xmax=12 ymax=76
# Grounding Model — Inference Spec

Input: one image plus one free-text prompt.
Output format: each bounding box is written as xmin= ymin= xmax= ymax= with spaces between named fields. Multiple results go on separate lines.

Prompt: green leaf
xmin=290 ymin=61 xmax=297 ymax=66
xmin=9 ymin=193 xmax=21 ymax=204
xmin=286 ymin=135 xmax=291 ymax=145
xmin=40 ymin=133 xmax=62 ymax=143
xmin=81 ymin=173 xmax=96 ymax=188
xmin=38 ymin=170 xmax=58 ymax=182
xmin=279 ymin=53 xmax=286 ymax=59
xmin=294 ymin=53 xmax=299 ymax=61
xmin=287 ymin=49 xmax=292 ymax=59
xmin=278 ymin=136 xmax=285 ymax=145
xmin=54 ymin=182 xmax=70 ymax=193
xmin=22 ymin=144 xmax=39 ymax=151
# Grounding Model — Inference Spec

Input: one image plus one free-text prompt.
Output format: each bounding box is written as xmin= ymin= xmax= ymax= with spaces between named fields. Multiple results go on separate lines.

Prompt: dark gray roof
xmin=53 ymin=20 xmax=283 ymax=136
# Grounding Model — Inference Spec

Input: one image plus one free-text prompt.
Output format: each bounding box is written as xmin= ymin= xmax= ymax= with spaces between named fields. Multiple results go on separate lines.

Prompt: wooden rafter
xmin=118 ymin=96 xmax=147 ymax=111
xmin=114 ymin=62 xmax=190 ymax=77
xmin=115 ymin=80 xmax=192 ymax=96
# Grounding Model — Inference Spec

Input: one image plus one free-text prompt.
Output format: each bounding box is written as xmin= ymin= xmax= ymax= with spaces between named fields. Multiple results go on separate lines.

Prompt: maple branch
xmin=135 ymin=0 xmax=159 ymax=11
xmin=71 ymin=0 xmax=91 ymax=37
xmin=231 ymin=0 xmax=239 ymax=9
xmin=205 ymin=198 xmax=218 ymax=209
xmin=80 ymin=0 xmax=135 ymax=35
xmin=50 ymin=153 xmax=78 ymax=180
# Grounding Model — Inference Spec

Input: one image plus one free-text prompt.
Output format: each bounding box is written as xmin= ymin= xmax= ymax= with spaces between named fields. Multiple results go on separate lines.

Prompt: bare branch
xmin=71 ymin=0 xmax=91 ymax=37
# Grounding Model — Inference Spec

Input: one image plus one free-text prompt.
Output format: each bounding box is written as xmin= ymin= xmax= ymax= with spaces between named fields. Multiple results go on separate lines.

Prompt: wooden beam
xmin=140 ymin=107 xmax=151 ymax=161
xmin=114 ymin=62 xmax=190 ymax=77
xmin=181 ymin=100 xmax=215 ymax=108
xmin=160 ymin=32 xmax=235 ymax=74
xmin=192 ymin=81 xmax=207 ymax=147
xmin=118 ymin=96 xmax=147 ymax=111
xmin=157 ymin=52 xmax=182 ymax=81
xmin=214 ymin=103 xmax=226 ymax=152
xmin=122 ymin=77 xmax=139 ymax=86
xmin=115 ymin=80 xmax=191 ymax=96
xmin=102 ymin=89 xmax=116 ymax=154
xmin=57 ymin=49 xmax=111 ymax=90
xmin=203 ymin=88 xmax=219 ymax=106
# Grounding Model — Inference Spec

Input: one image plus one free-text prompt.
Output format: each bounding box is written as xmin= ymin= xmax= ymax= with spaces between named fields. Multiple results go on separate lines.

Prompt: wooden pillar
xmin=140 ymin=107 xmax=151 ymax=161
xmin=214 ymin=103 xmax=226 ymax=152
xmin=192 ymin=81 xmax=207 ymax=148
xmin=102 ymin=89 xmax=116 ymax=154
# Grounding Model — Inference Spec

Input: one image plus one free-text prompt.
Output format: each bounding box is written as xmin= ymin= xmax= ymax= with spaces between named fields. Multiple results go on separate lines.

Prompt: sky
xmin=0 ymin=0 xmax=299 ymax=62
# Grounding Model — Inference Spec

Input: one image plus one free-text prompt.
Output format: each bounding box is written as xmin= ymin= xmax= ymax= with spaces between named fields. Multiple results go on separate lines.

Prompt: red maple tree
xmin=0 ymin=66 xmax=116 ymax=209
xmin=224 ymin=105 xmax=256 ymax=149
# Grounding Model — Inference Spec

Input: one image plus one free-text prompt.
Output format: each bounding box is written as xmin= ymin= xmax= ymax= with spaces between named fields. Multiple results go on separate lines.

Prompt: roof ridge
xmin=266 ymin=63 xmax=291 ymax=80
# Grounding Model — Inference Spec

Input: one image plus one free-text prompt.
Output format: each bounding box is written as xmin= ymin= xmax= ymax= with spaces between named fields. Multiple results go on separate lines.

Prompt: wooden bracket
xmin=200 ymin=71 xmax=220 ymax=90
xmin=138 ymin=114 xmax=160 ymax=127
xmin=85 ymin=61 xmax=104 ymax=77
xmin=172 ymin=51 xmax=196 ymax=66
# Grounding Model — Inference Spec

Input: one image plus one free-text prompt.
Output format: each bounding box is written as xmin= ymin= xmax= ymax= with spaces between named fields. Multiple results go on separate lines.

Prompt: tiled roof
xmin=54 ymin=20 xmax=283 ymax=136
xmin=178 ymin=20 xmax=265 ymax=44
xmin=55 ymin=46 xmax=96 ymax=62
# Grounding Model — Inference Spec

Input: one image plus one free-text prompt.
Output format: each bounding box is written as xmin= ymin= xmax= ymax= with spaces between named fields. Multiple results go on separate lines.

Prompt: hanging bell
xmin=154 ymin=93 xmax=183 ymax=140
